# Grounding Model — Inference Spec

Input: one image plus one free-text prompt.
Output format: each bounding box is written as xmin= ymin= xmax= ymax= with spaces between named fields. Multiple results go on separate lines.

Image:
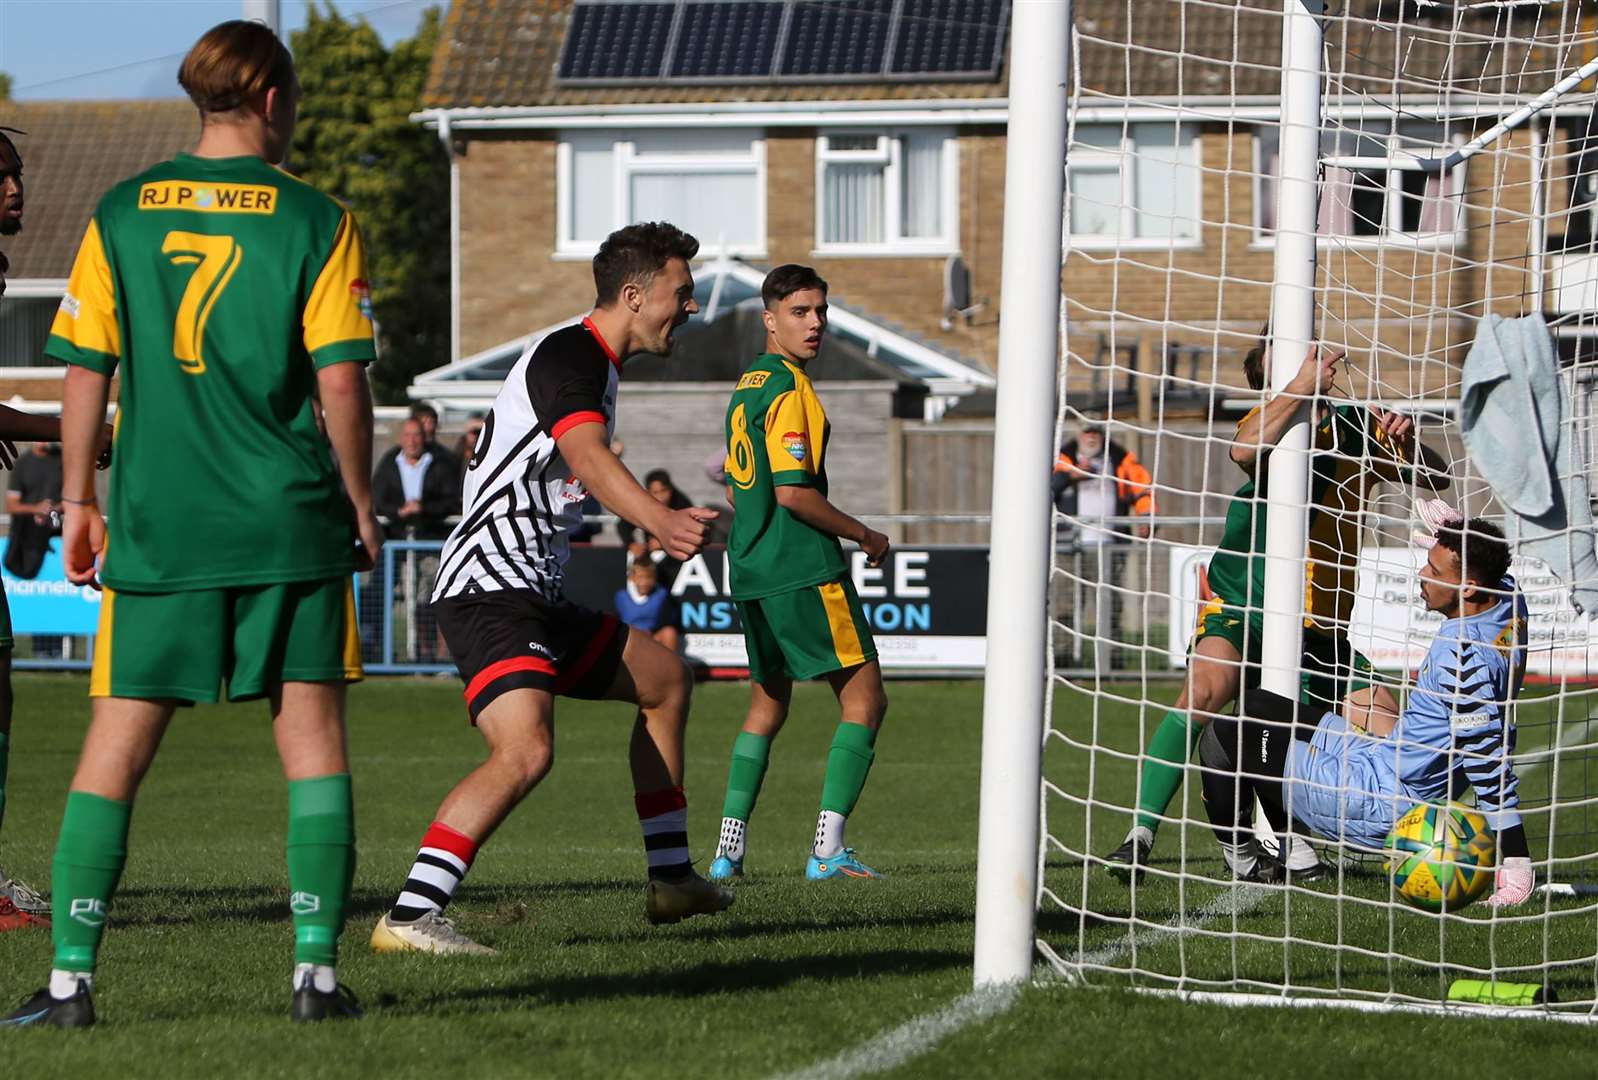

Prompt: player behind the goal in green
xmin=707 ymin=264 xmax=891 ymax=882
xmin=1104 ymin=334 xmax=1449 ymax=881
xmin=1 ymin=21 xmax=383 ymax=1027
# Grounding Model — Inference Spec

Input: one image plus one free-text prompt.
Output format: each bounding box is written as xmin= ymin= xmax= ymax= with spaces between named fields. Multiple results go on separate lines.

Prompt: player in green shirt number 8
xmin=709 ymin=265 xmax=892 ymax=883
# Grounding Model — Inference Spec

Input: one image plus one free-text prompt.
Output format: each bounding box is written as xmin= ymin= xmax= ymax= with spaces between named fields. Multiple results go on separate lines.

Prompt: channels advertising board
xmin=0 ymin=540 xmax=103 ymax=635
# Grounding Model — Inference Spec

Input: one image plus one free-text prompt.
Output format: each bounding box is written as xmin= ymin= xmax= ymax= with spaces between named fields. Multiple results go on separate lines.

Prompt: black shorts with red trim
xmin=433 ymin=589 xmax=627 ymax=723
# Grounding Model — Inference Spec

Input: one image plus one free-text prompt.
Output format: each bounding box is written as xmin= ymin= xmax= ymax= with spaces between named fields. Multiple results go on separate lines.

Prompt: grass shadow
xmin=398 ymin=947 xmax=970 ymax=1013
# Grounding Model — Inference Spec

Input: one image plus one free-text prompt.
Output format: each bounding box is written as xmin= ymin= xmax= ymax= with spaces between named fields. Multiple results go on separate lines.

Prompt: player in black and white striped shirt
xmin=371 ymin=223 xmax=733 ymax=956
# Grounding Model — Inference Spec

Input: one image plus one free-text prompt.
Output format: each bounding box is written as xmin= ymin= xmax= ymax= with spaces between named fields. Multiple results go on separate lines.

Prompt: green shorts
xmin=736 ymin=577 xmax=878 ymax=683
xmin=91 ymin=577 xmax=362 ymax=704
xmin=1192 ymin=601 xmax=1375 ymax=712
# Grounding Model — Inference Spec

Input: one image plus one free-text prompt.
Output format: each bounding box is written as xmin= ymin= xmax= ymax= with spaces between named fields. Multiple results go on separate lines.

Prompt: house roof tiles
xmin=0 ymin=100 xmax=195 ymax=281
xmin=423 ymin=0 xmax=1585 ymax=112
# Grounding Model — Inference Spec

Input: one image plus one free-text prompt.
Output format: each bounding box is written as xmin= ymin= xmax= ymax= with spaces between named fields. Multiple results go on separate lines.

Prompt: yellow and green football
xmin=1385 ymin=803 xmax=1496 ymax=913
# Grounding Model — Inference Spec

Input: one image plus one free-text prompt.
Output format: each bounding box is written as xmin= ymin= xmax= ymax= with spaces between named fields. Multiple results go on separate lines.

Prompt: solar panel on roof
xmin=671 ymin=2 xmax=785 ymax=80
xmin=557 ymin=0 xmax=1009 ymax=84
xmin=781 ymin=0 xmax=894 ymax=77
xmin=889 ymin=0 xmax=1008 ymax=78
xmin=558 ymin=2 xmax=677 ymax=82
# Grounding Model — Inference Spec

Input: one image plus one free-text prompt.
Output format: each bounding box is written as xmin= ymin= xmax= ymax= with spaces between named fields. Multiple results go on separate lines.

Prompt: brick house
xmin=410 ymin=0 xmax=1022 ymax=525
xmin=412 ymin=0 xmax=1595 ymax=535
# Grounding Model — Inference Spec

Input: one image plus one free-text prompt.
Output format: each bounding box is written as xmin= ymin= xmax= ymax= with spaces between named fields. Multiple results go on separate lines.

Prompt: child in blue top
xmin=616 ymin=558 xmax=681 ymax=654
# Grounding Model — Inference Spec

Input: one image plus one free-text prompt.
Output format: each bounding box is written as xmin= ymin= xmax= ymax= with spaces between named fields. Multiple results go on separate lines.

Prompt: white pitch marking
xmin=773 ymin=884 xmax=1272 ymax=1080
xmin=769 ymin=985 xmax=1021 ymax=1080
xmin=1075 ymin=883 xmax=1273 ymax=970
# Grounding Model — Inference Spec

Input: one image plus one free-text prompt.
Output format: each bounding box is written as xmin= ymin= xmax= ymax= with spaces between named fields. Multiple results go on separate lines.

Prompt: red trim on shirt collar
xmin=582 ymin=316 xmax=623 ymax=373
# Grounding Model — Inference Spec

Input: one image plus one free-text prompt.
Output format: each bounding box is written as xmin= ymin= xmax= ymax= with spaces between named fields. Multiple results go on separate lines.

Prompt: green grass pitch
xmin=0 ymin=674 xmax=1593 ymax=1076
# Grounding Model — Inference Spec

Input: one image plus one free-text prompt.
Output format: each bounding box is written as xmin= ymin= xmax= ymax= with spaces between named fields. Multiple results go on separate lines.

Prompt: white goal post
xmin=972 ymin=0 xmax=1072 ymax=987
xmin=976 ymin=0 xmax=1598 ymax=1017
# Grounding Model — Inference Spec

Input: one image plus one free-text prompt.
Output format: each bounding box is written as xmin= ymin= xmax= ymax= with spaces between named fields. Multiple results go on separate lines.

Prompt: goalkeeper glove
xmin=1487 ymin=856 xmax=1534 ymax=908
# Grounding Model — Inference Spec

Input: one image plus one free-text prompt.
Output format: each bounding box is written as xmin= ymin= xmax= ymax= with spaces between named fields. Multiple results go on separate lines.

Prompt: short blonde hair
xmin=178 ymin=20 xmax=295 ymax=116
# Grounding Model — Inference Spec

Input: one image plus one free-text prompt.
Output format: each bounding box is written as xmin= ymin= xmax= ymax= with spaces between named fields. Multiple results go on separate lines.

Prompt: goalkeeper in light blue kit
xmin=1197 ymin=513 xmax=1534 ymax=906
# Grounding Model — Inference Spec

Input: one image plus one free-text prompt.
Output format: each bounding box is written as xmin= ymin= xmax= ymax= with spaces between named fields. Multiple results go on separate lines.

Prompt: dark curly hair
xmin=1434 ymin=517 xmax=1512 ymax=591
xmin=592 ymin=222 xmax=700 ymax=307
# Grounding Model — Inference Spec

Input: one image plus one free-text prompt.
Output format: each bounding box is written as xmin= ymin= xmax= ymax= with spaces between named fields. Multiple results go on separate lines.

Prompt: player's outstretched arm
xmin=1231 ymin=344 xmax=1341 ymax=473
xmin=0 ymin=402 xmax=63 ymax=444
xmin=319 ymin=361 xmax=383 ymax=571
xmin=559 ymin=422 xmax=714 ymax=560
xmin=60 ymin=364 xmax=109 ymax=587
xmin=0 ymin=401 xmax=114 ymax=469
xmin=773 ymin=485 xmax=889 ymax=568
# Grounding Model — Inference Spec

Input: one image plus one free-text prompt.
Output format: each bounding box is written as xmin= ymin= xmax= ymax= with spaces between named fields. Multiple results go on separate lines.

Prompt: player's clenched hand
xmin=859 ymin=527 xmax=890 ymax=569
xmin=63 ymin=503 xmax=105 ymax=588
xmin=657 ymin=506 xmax=717 ymax=561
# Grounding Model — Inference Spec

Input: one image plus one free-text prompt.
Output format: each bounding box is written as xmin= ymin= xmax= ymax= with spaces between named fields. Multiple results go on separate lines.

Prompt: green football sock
xmin=720 ymin=731 xmax=772 ymax=823
xmin=51 ymin=791 xmax=131 ymax=973
xmin=0 ymin=730 xmax=9 ymax=834
xmin=1133 ymin=710 xmax=1204 ymax=834
xmin=819 ymin=721 xmax=877 ymax=817
xmin=286 ymin=774 xmax=355 ymax=968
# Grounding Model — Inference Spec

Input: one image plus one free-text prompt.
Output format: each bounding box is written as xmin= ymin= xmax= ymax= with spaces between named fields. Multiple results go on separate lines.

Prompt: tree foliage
xmin=0 ymin=72 xmax=12 ymax=101
xmin=291 ymin=4 xmax=448 ymax=403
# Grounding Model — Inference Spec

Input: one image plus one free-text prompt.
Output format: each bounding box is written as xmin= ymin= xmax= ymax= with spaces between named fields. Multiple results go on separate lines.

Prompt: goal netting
xmin=1041 ymin=0 xmax=1598 ymax=1018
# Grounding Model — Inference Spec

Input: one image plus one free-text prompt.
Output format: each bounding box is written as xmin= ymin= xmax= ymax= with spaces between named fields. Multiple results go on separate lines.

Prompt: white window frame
xmin=812 ymin=128 xmax=959 ymax=257
xmin=1064 ymin=123 xmax=1203 ymax=251
xmin=1251 ymin=123 xmax=1467 ymax=249
xmin=555 ymin=129 xmax=768 ymax=259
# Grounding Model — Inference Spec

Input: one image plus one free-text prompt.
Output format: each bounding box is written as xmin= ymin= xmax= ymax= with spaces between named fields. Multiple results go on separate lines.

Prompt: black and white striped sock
xmin=391 ymin=821 xmax=478 ymax=923
xmin=637 ymin=787 xmax=692 ymax=881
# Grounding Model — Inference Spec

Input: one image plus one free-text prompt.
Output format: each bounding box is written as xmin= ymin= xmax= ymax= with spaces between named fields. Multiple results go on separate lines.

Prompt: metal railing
xmin=361 ymin=539 xmax=454 ymax=675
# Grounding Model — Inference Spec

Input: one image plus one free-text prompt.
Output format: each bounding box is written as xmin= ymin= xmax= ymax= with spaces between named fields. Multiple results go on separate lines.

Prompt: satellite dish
xmin=942 ymin=254 xmax=986 ymax=330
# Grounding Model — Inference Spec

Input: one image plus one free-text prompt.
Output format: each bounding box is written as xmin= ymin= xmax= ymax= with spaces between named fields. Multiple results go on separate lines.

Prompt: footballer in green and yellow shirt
xmin=5 ymin=20 xmax=380 ymax=1026
xmin=708 ymin=265 xmax=891 ymax=884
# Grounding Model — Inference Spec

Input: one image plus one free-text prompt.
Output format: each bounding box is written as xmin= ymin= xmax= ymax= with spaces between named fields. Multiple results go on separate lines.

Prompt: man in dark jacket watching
xmin=373 ymin=418 xmax=458 ymax=541
xmin=371 ymin=418 xmax=459 ymax=662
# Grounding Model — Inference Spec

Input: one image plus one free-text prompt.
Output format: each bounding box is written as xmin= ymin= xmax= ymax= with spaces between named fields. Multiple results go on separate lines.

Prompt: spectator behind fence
xmin=619 ymin=468 xmax=694 ymax=585
xmin=374 ymin=418 xmax=459 ymax=540
xmin=410 ymin=402 xmax=459 ymax=474
xmin=6 ymin=441 xmax=62 ymax=578
xmin=1052 ymin=425 xmax=1154 ymax=542
xmin=615 ymin=558 xmax=681 ymax=654
xmin=1051 ymin=424 xmax=1153 ymax=674
xmin=371 ymin=419 xmax=457 ymax=663
xmin=5 ymin=443 xmax=65 ymax=656
xmin=453 ymin=413 xmax=485 ymax=472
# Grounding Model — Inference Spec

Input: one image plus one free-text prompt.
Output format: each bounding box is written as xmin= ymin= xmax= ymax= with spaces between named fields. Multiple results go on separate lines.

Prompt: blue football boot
xmin=805 ymin=848 xmax=880 ymax=881
xmin=707 ymin=853 xmax=744 ymax=881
